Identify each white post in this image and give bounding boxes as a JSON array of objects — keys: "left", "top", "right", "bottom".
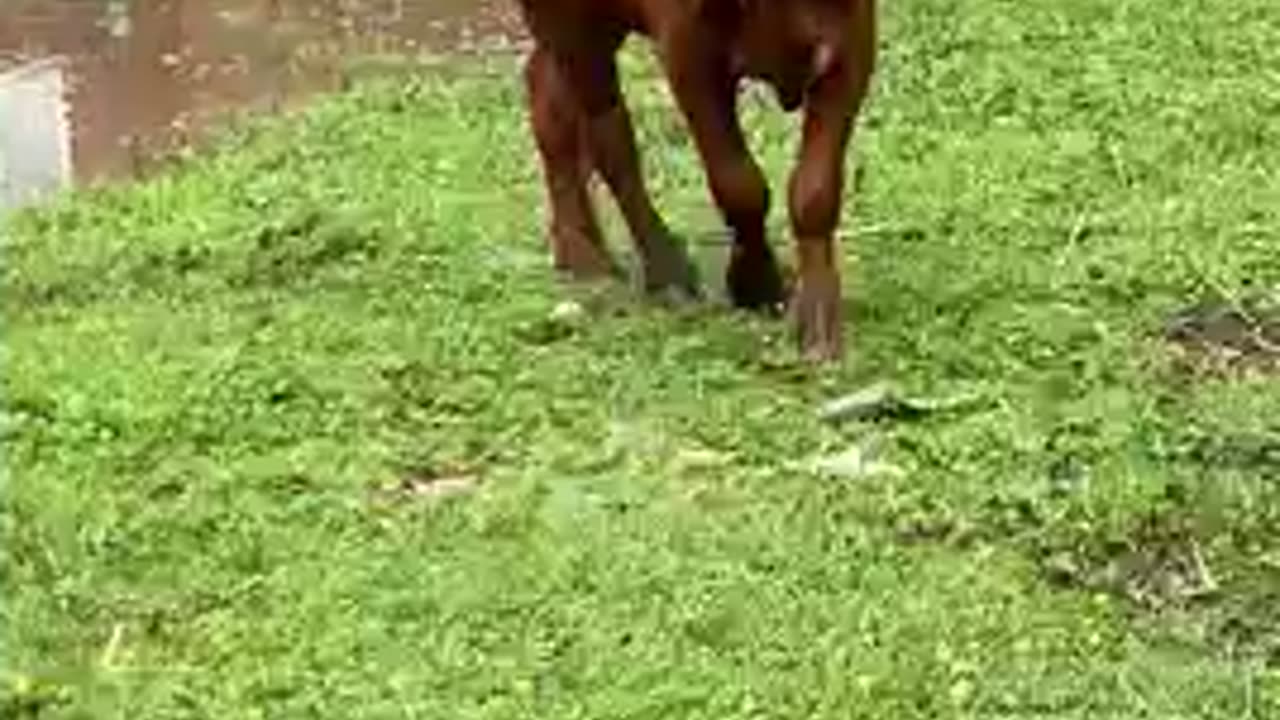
[{"left": 0, "top": 56, "right": 73, "bottom": 212}]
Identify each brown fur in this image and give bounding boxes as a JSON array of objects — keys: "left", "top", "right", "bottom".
[{"left": 517, "top": 0, "right": 876, "bottom": 360}]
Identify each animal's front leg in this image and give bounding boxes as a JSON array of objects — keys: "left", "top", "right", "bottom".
[
  {"left": 787, "top": 26, "right": 875, "bottom": 361},
  {"left": 787, "top": 93, "right": 851, "bottom": 362},
  {"left": 662, "top": 44, "right": 786, "bottom": 312}
]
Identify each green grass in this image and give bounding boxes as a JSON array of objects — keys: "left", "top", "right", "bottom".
[{"left": 4, "top": 0, "right": 1279, "bottom": 717}]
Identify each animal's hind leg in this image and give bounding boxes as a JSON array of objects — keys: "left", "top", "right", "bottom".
[
  {"left": 525, "top": 45, "right": 619, "bottom": 279},
  {"left": 563, "top": 48, "right": 701, "bottom": 299}
]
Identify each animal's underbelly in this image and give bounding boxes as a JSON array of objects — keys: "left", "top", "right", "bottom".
[{"left": 516, "top": 0, "right": 646, "bottom": 46}]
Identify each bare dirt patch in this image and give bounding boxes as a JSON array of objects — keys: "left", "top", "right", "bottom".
[{"left": 1164, "top": 291, "right": 1280, "bottom": 375}]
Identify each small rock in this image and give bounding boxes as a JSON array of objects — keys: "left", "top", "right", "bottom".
[
  {"left": 515, "top": 301, "right": 587, "bottom": 345},
  {"left": 549, "top": 300, "right": 586, "bottom": 324}
]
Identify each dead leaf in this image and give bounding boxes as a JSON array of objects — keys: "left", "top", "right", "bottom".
[{"left": 810, "top": 441, "right": 905, "bottom": 480}]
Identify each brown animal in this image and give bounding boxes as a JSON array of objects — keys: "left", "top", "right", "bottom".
[{"left": 517, "top": 0, "right": 876, "bottom": 361}]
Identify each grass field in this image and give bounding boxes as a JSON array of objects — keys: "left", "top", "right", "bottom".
[{"left": 3, "top": 0, "right": 1279, "bottom": 717}]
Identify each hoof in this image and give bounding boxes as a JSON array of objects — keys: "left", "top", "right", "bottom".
[
  {"left": 641, "top": 234, "right": 703, "bottom": 301},
  {"left": 726, "top": 245, "right": 787, "bottom": 314},
  {"left": 551, "top": 227, "right": 622, "bottom": 282},
  {"left": 790, "top": 266, "right": 845, "bottom": 362}
]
